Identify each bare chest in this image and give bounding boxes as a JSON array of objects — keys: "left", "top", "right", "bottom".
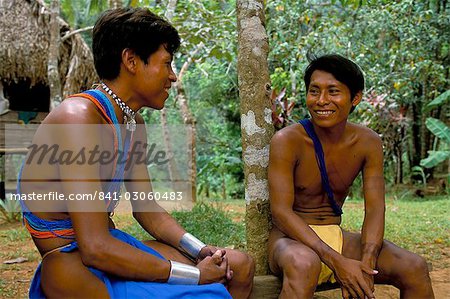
[{"left": 293, "top": 144, "right": 363, "bottom": 199}]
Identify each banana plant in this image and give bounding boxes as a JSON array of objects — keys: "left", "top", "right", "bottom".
[
  {"left": 420, "top": 90, "right": 450, "bottom": 170},
  {"left": 420, "top": 117, "right": 450, "bottom": 168}
]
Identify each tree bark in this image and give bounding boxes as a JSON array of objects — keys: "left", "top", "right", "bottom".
[
  {"left": 48, "top": 0, "right": 62, "bottom": 111},
  {"left": 411, "top": 84, "right": 423, "bottom": 168},
  {"left": 237, "top": 0, "right": 274, "bottom": 275},
  {"left": 160, "top": 108, "right": 179, "bottom": 191},
  {"left": 176, "top": 61, "right": 198, "bottom": 203},
  {"left": 420, "top": 80, "right": 428, "bottom": 160}
]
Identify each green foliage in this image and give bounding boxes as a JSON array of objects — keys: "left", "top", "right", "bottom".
[
  {"left": 171, "top": 0, "right": 236, "bottom": 62},
  {"left": 420, "top": 151, "right": 450, "bottom": 169},
  {"left": 342, "top": 197, "right": 450, "bottom": 252},
  {"left": 171, "top": 202, "right": 245, "bottom": 248},
  {"left": 420, "top": 117, "right": 450, "bottom": 169},
  {"left": 120, "top": 202, "right": 246, "bottom": 249},
  {"left": 0, "top": 199, "right": 22, "bottom": 223},
  {"left": 183, "top": 61, "right": 243, "bottom": 199},
  {"left": 353, "top": 91, "right": 410, "bottom": 184},
  {"left": 0, "top": 226, "right": 29, "bottom": 242},
  {"left": 61, "top": 0, "right": 105, "bottom": 27},
  {"left": 426, "top": 89, "right": 450, "bottom": 111},
  {"left": 421, "top": 89, "right": 450, "bottom": 171},
  {"left": 411, "top": 166, "right": 427, "bottom": 187},
  {"left": 425, "top": 117, "right": 450, "bottom": 144},
  {"left": 59, "top": 0, "right": 108, "bottom": 45}
]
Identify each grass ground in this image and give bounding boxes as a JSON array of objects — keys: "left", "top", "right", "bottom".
[{"left": 0, "top": 195, "right": 448, "bottom": 297}]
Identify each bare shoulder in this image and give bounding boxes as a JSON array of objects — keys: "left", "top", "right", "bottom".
[
  {"left": 348, "top": 122, "right": 382, "bottom": 145},
  {"left": 271, "top": 123, "right": 306, "bottom": 147},
  {"left": 270, "top": 123, "right": 308, "bottom": 164},
  {"left": 43, "top": 96, "right": 105, "bottom": 125}
]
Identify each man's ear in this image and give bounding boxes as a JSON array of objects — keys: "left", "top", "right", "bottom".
[
  {"left": 352, "top": 91, "right": 363, "bottom": 107},
  {"left": 121, "top": 48, "right": 137, "bottom": 74}
]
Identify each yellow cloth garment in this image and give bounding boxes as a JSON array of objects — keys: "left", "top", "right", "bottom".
[{"left": 309, "top": 224, "right": 343, "bottom": 285}]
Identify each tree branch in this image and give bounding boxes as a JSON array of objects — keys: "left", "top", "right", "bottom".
[
  {"left": 178, "top": 42, "right": 205, "bottom": 82},
  {"left": 61, "top": 26, "right": 94, "bottom": 42}
]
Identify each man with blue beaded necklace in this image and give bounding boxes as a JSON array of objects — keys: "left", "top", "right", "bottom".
[{"left": 20, "top": 7, "right": 254, "bottom": 298}]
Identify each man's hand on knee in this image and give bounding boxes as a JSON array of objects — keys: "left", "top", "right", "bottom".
[
  {"left": 334, "top": 258, "right": 378, "bottom": 298},
  {"left": 197, "top": 245, "right": 221, "bottom": 261}
]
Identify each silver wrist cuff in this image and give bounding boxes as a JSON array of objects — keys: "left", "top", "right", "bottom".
[
  {"left": 179, "top": 233, "right": 206, "bottom": 260},
  {"left": 167, "top": 260, "right": 200, "bottom": 285}
]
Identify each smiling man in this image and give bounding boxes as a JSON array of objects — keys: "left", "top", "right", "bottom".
[
  {"left": 268, "top": 54, "right": 434, "bottom": 299},
  {"left": 18, "top": 8, "right": 254, "bottom": 298}
]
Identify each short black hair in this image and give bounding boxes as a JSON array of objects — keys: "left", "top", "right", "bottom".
[
  {"left": 93, "top": 8, "right": 180, "bottom": 80},
  {"left": 304, "top": 54, "right": 364, "bottom": 113}
]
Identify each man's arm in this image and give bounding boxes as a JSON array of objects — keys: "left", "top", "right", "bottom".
[
  {"left": 124, "top": 117, "right": 229, "bottom": 277},
  {"left": 360, "top": 132, "right": 386, "bottom": 278},
  {"left": 125, "top": 160, "right": 186, "bottom": 248},
  {"left": 124, "top": 117, "right": 231, "bottom": 282},
  {"left": 54, "top": 105, "right": 225, "bottom": 284},
  {"left": 124, "top": 115, "right": 192, "bottom": 248}
]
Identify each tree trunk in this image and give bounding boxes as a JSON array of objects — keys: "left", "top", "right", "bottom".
[
  {"left": 237, "top": 0, "right": 274, "bottom": 275},
  {"left": 396, "top": 145, "right": 403, "bottom": 184},
  {"left": 411, "top": 91, "right": 422, "bottom": 168},
  {"left": 176, "top": 78, "right": 197, "bottom": 203},
  {"left": 160, "top": 109, "right": 179, "bottom": 191},
  {"left": 420, "top": 81, "right": 428, "bottom": 160},
  {"left": 48, "top": 0, "right": 62, "bottom": 111},
  {"left": 399, "top": 125, "right": 405, "bottom": 184}
]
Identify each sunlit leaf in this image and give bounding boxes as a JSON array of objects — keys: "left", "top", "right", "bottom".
[
  {"left": 426, "top": 118, "right": 450, "bottom": 144},
  {"left": 420, "top": 151, "right": 450, "bottom": 168},
  {"left": 426, "top": 90, "right": 450, "bottom": 110}
]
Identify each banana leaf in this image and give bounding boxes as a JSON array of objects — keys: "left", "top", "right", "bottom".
[
  {"left": 426, "top": 90, "right": 450, "bottom": 111},
  {"left": 420, "top": 150, "right": 450, "bottom": 168},
  {"left": 426, "top": 118, "right": 450, "bottom": 144}
]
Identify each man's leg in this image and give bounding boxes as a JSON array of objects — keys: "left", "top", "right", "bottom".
[
  {"left": 342, "top": 231, "right": 435, "bottom": 299},
  {"left": 222, "top": 248, "right": 255, "bottom": 299},
  {"left": 268, "top": 232, "right": 322, "bottom": 299},
  {"left": 41, "top": 250, "right": 109, "bottom": 298},
  {"left": 144, "top": 240, "right": 255, "bottom": 299}
]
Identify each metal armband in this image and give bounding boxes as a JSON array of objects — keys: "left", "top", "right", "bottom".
[
  {"left": 179, "top": 233, "right": 207, "bottom": 260},
  {"left": 167, "top": 260, "right": 200, "bottom": 285}
]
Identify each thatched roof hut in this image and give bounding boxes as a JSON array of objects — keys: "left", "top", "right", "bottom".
[{"left": 0, "top": 0, "right": 98, "bottom": 112}]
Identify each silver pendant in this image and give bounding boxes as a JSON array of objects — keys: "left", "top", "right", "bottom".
[{"left": 124, "top": 115, "right": 136, "bottom": 131}]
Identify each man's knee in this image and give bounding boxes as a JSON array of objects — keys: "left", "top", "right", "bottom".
[
  {"left": 383, "top": 250, "right": 430, "bottom": 285},
  {"left": 277, "top": 250, "right": 321, "bottom": 297},
  {"left": 230, "top": 250, "right": 255, "bottom": 282},
  {"left": 401, "top": 254, "right": 430, "bottom": 279},
  {"left": 281, "top": 249, "right": 321, "bottom": 278},
  {"left": 41, "top": 254, "right": 108, "bottom": 298}
]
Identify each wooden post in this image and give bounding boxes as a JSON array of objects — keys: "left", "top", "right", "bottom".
[{"left": 237, "top": 0, "right": 274, "bottom": 275}]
